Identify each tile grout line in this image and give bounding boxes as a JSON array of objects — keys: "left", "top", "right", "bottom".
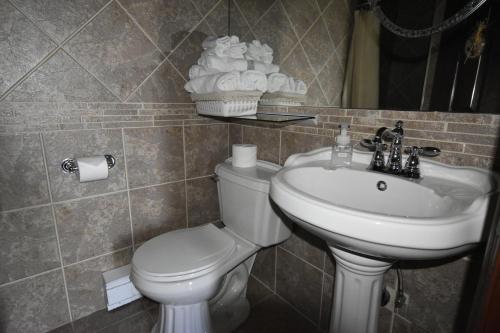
[
  {"left": 188, "top": 0, "right": 220, "bottom": 36},
  {"left": 114, "top": 0, "right": 167, "bottom": 58},
  {"left": 0, "top": 267, "right": 62, "bottom": 289},
  {"left": 0, "top": 202, "right": 53, "bottom": 215},
  {"left": 318, "top": 270, "right": 326, "bottom": 326},
  {"left": 252, "top": 0, "right": 280, "bottom": 30},
  {"left": 182, "top": 125, "right": 190, "bottom": 228},
  {"left": 274, "top": 246, "right": 278, "bottom": 292},
  {"left": 122, "top": 0, "right": 226, "bottom": 97},
  {"left": 278, "top": 0, "right": 324, "bottom": 66},
  {"left": 250, "top": 274, "right": 277, "bottom": 297},
  {"left": 274, "top": 292, "right": 323, "bottom": 331},
  {"left": 39, "top": 133, "right": 73, "bottom": 322},
  {"left": 124, "top": 56, "right": 184, "bottom": 102},
  {"left": 61, "top": 48, "right": 124, "bottom": 103},
  {"left": 63, "top": 246, "right": 132, "bottom": 268},
  {"left": 0, "top": 175, "right": 220, "bottom": 215},
  {"left": 278, "top": 246, "right": 325, "bottom": 273},
  {"left": 115, "top": 0, "right": 194, "bottom": 100},
  {"left": 48, "top": 188, "right": 129, "bottom": 206},
  {"left": 0, "top": 0, "right": 116, "bottom": 102},
  {"left": 121, "top": 128, "right": 135, "bottom": 251},
  {"left": 231, "top": 0, "right": 258, "bottom": 38}
]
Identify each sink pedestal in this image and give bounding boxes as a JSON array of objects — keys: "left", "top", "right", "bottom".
[{"left": 330, "top": 247, "right": 393, "bottom": 333}]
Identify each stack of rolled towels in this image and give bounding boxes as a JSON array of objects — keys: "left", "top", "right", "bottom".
[{"left": 184, "top": 36, "right": 307, "bottom": 97}]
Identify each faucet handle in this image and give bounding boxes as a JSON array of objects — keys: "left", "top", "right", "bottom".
[
  {"left": 402, "top": 146, "right": 441, "bottom": 179},
  {"left": 403, "top": 146, "right": 421, "bottom": 179},
  {"left": 369, "top": 142, "right": 386, "bottom": 171}
]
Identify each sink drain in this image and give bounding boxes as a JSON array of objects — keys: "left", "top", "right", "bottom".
[{"left": 377, "top": 181, "right": 387, "bottom": 191}]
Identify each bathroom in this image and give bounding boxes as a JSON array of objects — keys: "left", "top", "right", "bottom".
[{"left": 1, "top": 0, "right": 499, "bottom": 332}]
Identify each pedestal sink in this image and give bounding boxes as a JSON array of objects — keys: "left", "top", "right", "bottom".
[{"left": 270, "top": 148, "right": 497, "bottom": 333}]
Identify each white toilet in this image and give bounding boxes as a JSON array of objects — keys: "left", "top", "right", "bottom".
[{"left": 131, "top": 159, "right": 291, "bottom": 333}]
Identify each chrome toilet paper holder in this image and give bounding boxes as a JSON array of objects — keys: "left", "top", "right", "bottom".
[{"left": 61, "top": 155, "right": 116, "bottom": 174}]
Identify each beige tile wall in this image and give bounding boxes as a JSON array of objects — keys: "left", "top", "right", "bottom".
[
  {"left": 0, "top": 0, "right": 229, "bottom": 329},
  {"left": 0, "top": 104, "right": 229, "bottom": 332}
]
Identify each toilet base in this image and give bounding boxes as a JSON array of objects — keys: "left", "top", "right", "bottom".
[
  {"left": 153, "top": 302, "right": 211, "bottom": 333},
  {"left": 150, "top": 254, "right": 257, "bottom": 333}
]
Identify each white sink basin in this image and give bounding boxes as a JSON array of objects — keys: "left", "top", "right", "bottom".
[
  {"left": 270, "top": 147, "right": 497, "bottom": 333},
  {"left": 271, "top": 147, "right": 496, "bottom": 260}
]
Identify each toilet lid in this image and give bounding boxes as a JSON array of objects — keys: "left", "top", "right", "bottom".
[{"left": 132, "top": 224, "right": 236, "bottom": 278}]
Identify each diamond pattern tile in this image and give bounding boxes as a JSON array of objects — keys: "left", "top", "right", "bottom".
[
  {"left": 280, "top": 44, "right": 315, "bottom": 86},
  {"left": 127, "top": 60, "right": 190, "bottom": 103},
  {"left": 252, "top": 1, "right": 298, "bottom": 63},
  {"left": 119, "top": 0, "right": 204, "bottom": 54},
  {"left": 301, "top": 17, "right": 335, "bottom": 75},
  {"left": 0, "top": 1, "right": 56, "bottom": 96},
  {"left": 281, "top": 0, "right": 321, "bottom": 39},
  {"left": 323, "top": 0, "right": 351, "bottom": 47},
  {"left": 169, "top": 23, "right": 212, "bottom": 80},
  {"left": 11, "top": 0, "right": 109, "bottom": 43},
  {"left": 64, "top": 1, "right": 164, "bottom": 100},
  {"left": 306, "top": 79, "right": 328, "bottom": 106},
  {"left": 317, "top": 53, "right": 344, "bottom": 105},
  {"left": 235, "top": 0, "right": 276, "bottom": 25},
  {"left": 6, "top": 50, "right": 117, "bottom": 102},
  {"left": 229, "top": 0, "right": 253, "bottom": 37},
  {"left": 204, "top": 0, "right": 229, "bottom": 36}
]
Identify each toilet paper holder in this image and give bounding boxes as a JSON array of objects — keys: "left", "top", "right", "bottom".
[{"left": 61, "top": 155, "right": 116, "bottom": 174}]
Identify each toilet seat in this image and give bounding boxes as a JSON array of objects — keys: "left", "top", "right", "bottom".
[{"left": 133, "top": 224, "right": 236, "bottom": 282}]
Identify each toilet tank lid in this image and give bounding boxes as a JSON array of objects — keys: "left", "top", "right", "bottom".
[{"left": 215, "top": 159, "right": 281, "bottom": 193}]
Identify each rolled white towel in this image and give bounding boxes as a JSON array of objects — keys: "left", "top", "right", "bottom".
[
  {"left": 198, "top": 55, "right": 248, "bottom": 72},
  {"left": 202, "top": 37, "right": 230, "bottom": 58},
  {"left": 279, "top": 77, "right": 293, "bottom": 93},
  {"left": 201, "top": 43, "right": 247, "bottom": 59},
  {"left": 188, "top": 65, "right": 219, "bottom": 79},
  {"left": 230, "top": 35, "right": 240, "bottom": 44},
  {"left": 248, "top": 60, "right": 279, "bottom": 74},
  {"left": 295, "top": 79, "right": 307, "bottom": 94},
  {"left": 245, "top": 40, "right": 274, "bottom": 64},
  {"left": 215, "top": 71, "right": 241, "bottom": 92},
  {"left": 202, "top": 36, "right": 231, "bottom": 50},
  {"left": 185, "top": 72, "right": 241, "bottom": 94},
  {"left": 267, "top": 73, "right": 289, "bottom": 93},
  {"left": 240, "top": 70, "right": 267, "bottom": 92},
  {"left": 227, "top": 42, "right": 247, "bottom": 59}
]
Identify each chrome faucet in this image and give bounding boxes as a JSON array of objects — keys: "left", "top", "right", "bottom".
[
  {"left": 361, "top": 120, "right": 441, "bottom": 179},
  {"left": 385, "top": 120, "right": 404, "bottom": 174}
]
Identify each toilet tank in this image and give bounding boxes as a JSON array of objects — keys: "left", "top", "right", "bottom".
[{"left": 215, "top": 160, "right": 291, "bottom": 247}]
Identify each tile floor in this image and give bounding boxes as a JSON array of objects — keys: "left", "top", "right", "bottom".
[{"left": 49, "top": 294, "right": 322, "bottom": 333}]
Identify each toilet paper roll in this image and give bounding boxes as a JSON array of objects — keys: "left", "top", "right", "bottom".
[
  {"left": 76, "top": 156, "right": 109, "bottom": 182},
  {"left": 232, "top": 144, "right": 257, "bottom": 168}
]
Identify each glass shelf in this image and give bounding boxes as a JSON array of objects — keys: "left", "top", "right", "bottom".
[{"left": 229, "top": 112, "right": 316, "bottom": 123}]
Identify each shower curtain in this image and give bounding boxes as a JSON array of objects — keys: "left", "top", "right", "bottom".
[{"left": 342, "top": 10, "right": 380, "bottom": 109}]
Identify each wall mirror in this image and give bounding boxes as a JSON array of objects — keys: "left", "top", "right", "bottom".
[
  {"left": 226, "top": 0, "right": 499, "bottom": 113},
  {"left": 368, "top": 0, "right": 499, "bottom": 113}
]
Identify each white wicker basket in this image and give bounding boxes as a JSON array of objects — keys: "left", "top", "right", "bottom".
[
  {"left": 190, "top": 91, "right": 263, "bottom": 117},
  {"left": 259, "top": 92, "right": 306, "bottom": 106}
]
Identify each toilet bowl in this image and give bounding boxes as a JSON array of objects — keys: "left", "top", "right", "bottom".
[{"left": 131, "top": 160, "right": 291, "bottom": 333}]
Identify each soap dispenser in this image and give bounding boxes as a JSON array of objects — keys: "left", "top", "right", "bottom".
[{"left": 330, "top": 123, "right": 352, "bottom": 168}]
